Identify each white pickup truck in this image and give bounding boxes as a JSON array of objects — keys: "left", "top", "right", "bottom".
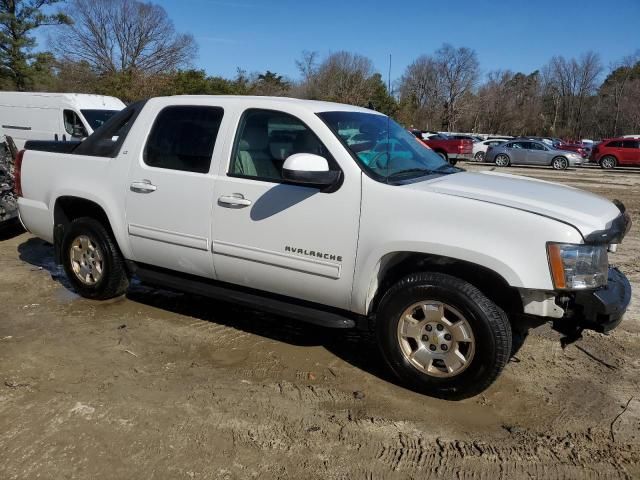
[{"left": 15, "top": 96, "right": 632, "bottom": 399}]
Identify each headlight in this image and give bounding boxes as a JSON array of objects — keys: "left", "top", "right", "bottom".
[{"left": 547, "top": 243, "right": 608, "bottom": 290}]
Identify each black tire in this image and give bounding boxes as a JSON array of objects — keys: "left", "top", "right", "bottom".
[
  {"left": 474, "top": 151, "right": 485, "bottom": 162},
  {"left": 376, "top": 272, "right": 512, "bottom": 400},
  {"left": 600, "top": 155, "right": 617, "bottom": 169},
  {"left": 436, "top": 151, "right": 448, "bottom": 163},
  {"left": 494, "top": 154, "right": 510, "bottom": 167},
  {"left": 551, "top": 156, "right": 568, "bottom": 170},
  {"left": 61, "top": 217, "right": 129, "bottom": 300}
]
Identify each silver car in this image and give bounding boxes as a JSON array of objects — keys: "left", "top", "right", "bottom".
[{"left": 485, "top": 140, "right": 583, "bottom": 170}]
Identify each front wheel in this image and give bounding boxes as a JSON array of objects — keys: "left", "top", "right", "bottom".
[
  {"left": 552, "top": 156, "right": 568, "bottom": 170},
  {"left": 474, "top": 151, "right": 485, "bottom": 162},
  {"left": 61, "top": 217, "right": 129, "bottom": 300},
  {"left": 376, "top": 272, "right": 512, "bottom": 399}
]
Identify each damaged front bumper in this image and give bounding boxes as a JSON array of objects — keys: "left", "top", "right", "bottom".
[
  {"left": 570, "top": 267, "right": 631, "bottom": 333},
  {"left": 521, "top": 267, "right": 632, "bottom": 335}
]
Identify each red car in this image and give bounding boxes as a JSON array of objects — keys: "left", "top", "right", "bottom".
[
  {"left": 409, "top": 130, "right": 473, "bottom": 165},
  {"left": 591, "top": 138, "right": 640, "bottom": 169},
  {"left": 556, "top": 142, "right": 589, "bottom": 158}
]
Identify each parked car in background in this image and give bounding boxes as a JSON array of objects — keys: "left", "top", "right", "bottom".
[
  {"left": 0, "top": 92, "right": 125, "bottom": 149},
  {"left": 555, "top": 141, "right": 590, "bottom": 159},
  {"left": 516, "top": 136, "right": 590, "bottom": 159},
  {"left": 485, "top": 140, "right": 583, "bottom": 169},
  {"left": 472, "top": 139, "right": 507, "bottom": 162},
  {"left": 409, "top": 130, "right": 473, "bottom": 165},
  {"left": 591, "top": 138, "right": 640, "bottom": 169},
  {"left": 448, "top": 134, "right": 482, "bottom": 142}
]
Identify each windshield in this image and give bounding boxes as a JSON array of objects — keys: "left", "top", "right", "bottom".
[
  {"left": 81, "top": 109, "right": 121, "bottom": 131},
  {"left": 318, "top": 111, "right": 458, "bottom": 182}
]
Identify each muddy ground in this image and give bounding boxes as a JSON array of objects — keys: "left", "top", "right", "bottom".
[{"left": 1, "top": 163, "right": 639, "bottom": 479}]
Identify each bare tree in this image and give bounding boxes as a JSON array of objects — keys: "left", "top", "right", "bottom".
[
  {"left": 542, "top": 52, "right": 602, "bottom": 137},
  {"left": 52, "top": 0, "right": 196, "bottom": 75},
  {"left": 434, "top": 44, "right": 479, "bottom": 130},
  {"left": 309, "top": 51, "right": 375, "bottom": 105},
  {"left": 397, "top": 44, "right": 478, "bottom": 131},
  {"left": 397, "top": 55, "right": 441, "bottom": 129},
  {"left": 599, "top": 51, "right": 640, "bottom": 136}
]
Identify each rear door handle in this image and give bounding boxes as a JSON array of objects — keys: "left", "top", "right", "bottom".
[
  {"left": 130, "top": 180, "right": 157, "bottom": 194},
  {"left": 218, "top": 194, "right": 252, "bottom": 208}
]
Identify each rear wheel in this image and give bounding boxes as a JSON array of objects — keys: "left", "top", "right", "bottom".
[
  {"left": 474, "top": 151, "right": 485, "bottom": 162},
  {"left": 376, "top": 272, "right": 512, "bottom": 399},
  {"left": 495, "top": 154, "right": 510, "bottom": 167},
  {"left": 436, "top": 151, "right": 448, "bottom": 163},
  {"left": 600, "top": 155, "right": 617, "bottom": 169},
  {"left": 61, "top": 217, "right": 129, "bottom": 300},
  {"left": 551, "top": 156, "right": 568, "bottom": 170}
]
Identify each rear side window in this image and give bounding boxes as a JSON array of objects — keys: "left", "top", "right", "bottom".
[
  {"left": 606, "top": 140, "right": 623, "bottom": 148},
  {"left": 144, "top": 106, "right": 224, "bottom": 174},
  {"left": 622, "top": 140, "right": 640, "bottom": 149}
]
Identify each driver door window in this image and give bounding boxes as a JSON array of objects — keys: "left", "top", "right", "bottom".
[
  {"left": 63, "top": 110, "right": 88, "bottom": 138},
  {"left": 229, "top": 109, "right": 331, "bottom": 182}
]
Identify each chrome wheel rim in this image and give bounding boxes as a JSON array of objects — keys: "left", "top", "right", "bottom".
[
  {"left": 475, "top": 152, "right": 485, "bottom": 162},
  {"left": 69, "top": 235, "right": 104, "bottom": 285},
  {"left": 602, "top": 157, "right": 614, "bottom": 168},
  {"left": 553, "top": 158, "right": 567, "bottom": 169},
  {"left": 496, "top": 155, "right": 508, "bottom": 166},
  {"left": 397, "top": 301, "right": 476, "bottom": 378}
]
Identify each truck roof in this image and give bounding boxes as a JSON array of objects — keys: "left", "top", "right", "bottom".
[
  {"left": 0, "top": 92, "right": 125, "bottom": 110},
  {"left": 151, "top": 95, "right": 384, "bottom": 115}
]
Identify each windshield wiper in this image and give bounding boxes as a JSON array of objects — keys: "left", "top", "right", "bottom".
[
  {"left": 433, "top": 164, "right": 464, "bottom": 173},
  {"left": 386, "top": 168, "right": 432, "bottom": 179}
]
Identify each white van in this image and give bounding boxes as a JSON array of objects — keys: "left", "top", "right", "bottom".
[{"left": 0, "top": 92, "right": 125, "bottom": 149}]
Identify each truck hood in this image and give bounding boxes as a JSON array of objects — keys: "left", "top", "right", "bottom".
[{"left": 414, "top": 171, "right": 621, "bottom": 237}]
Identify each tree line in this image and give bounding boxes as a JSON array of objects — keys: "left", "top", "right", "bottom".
[{"left": 1, "top": 0, "right": 638, "bottom": 140}]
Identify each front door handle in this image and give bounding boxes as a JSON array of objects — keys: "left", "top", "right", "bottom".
[
  {"left": 218, "top": 193, "right": 252, "bottom": 208},
  {"left": 130, "top": 180, "right": 157, "bottom": 194}
]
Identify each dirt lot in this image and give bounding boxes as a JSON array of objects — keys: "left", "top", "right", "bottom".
[{"left": 1, "top": 163, "right": 639, "bottom": 479}]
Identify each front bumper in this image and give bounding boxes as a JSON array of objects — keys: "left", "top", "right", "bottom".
[{"left": 571, "top": 267, "right": 631, "bottom": 333}]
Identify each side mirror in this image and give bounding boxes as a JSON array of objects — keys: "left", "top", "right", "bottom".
[{"left": 282, "top": 153, "right": 340, "bottom": 188}]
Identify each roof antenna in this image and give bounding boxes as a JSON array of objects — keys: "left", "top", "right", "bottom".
[{"left": 386, "top": 53, "right": 391, "bottom": 184}]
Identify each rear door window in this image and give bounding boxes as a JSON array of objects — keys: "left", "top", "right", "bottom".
[
  {"left": 143, "top": 106, "right": 224, "bottom": 174},
  {"left": 622, "top": 140, "right": 640, "bottom": 149}
]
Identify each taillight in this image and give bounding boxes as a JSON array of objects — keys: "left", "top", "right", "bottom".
[{"left": 14, "top": 149, "right": 25, "bottom": 197}]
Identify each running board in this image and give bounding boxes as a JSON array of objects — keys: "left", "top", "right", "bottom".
[{"left": 131, "top": 263, "right": 357, "bottom": 329}]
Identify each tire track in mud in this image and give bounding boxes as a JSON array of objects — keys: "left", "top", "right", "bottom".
[
  {"left": 371, "top": 429, "right": 636, "bottom": 479},
  {"left": 206, "top": 376, "right": 639, "bottom": 479}
]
